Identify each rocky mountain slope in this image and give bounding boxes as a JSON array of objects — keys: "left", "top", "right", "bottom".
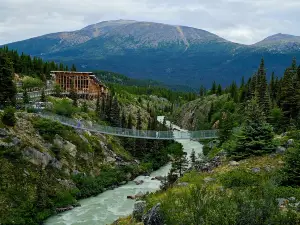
[{"left": 4, "top": 20, "right": 300, "bottom": 88}]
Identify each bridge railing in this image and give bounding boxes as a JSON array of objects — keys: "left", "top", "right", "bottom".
[{"left": 39, "top": 112, "right": 218, "bottom": 140}]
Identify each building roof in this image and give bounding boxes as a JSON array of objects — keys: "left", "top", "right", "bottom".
[{"left": 51, "top": 71, "right": 107, "bottom": 88}]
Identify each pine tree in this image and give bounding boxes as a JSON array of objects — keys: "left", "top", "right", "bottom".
[
  {"left": 137, "top": 110, "right": 142, "bottom": 130},
  {"left": 211, "top": 81, "right": 217, "bottom": 94},
  {"left": 127, "top": 114, "right": 133, "bottom": 129},
  {"left": 110, "top": 96, "right": 120, "bottom": 127},
  {"left": 23, "top": 90, "right": 30, "bottom": 104},
  {"left": 40, "top": 89, "right": 46, "bottom": 102},
  {"left": 81, "top": 101, "right": 88, "bottom": 113},
  {"left": 105, "top": 93, "right": 112, "bottom": 121},
  {"left": 199, "top": 85, "right": 206, "bottom": 97},
  {"left": 230, "top": 99, "right": 275, "bottom": 159},
  {"left": 216, "top": 84, "right": 222, "bottom": 96},
  {"left": 121, "top": 111, "right": 127, "bottom": 128},
  {"left": 69, "top": 80, "right": 78, "bottom": 107},
  {"left": 190, "top": 149, "right": 196, "bottom": 168},
  {"left": 229, "top": 81, "right": 238, "bottom": 102},
  {"left": 256, "top": 58, "right": 270, "bottom": 115},
  {"left": 71, "top": 64, "right": 77, "bottom": 71},
  {"left": 280, "top": 59, "right": 298, "bottom": 126},
  {"left": 0, "top": 52, "right": 16, "bottom": 107},
  {"left": 219, "top": 112, "right": 234, "bottom": 144},
  {"left": 172, "top": 153, "right": 189, "bottom": 177},
  {"left": 95, "top": 95, "right": 101, "bottom": 118}
]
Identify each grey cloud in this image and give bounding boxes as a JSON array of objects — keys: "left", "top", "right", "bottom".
[{"left": 0, "top": 0, "right": 300, "bottom": 45}]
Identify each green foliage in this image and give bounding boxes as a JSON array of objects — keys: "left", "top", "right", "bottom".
[
  {"left": 229, "top": 99, "right": 275, "bottom": 159},
  {"left": 81, "top": 101, "right": 88, "bottom": 113},
  {"left": 40, "top": 88, "right": 46, "bottom": 102},
  {"left": 0, "top": 50, "right": 16, "bottom": 107},
  {"left": 282, "top": 146, "right": 300, "bottom": 186},
  {"left": 22, "top": 76, "right": 44, "bottom": 90},
  {"left": 33, "top": 118, "right": 68, "bottom": 141},
  {"left": 52, "top": 99, "right": 78, "bottom": 117},
  {"left": 72, "top": 166, "right": 128, "bottom": 198},
  {"left": 2, "top": 106, "right": 16, "bottom": 126},
  {"left": 219, "top": 169, "right": 264, "bottom": 189}
]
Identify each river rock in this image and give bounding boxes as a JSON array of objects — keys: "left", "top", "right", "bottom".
[
  {"left": 229, "top": 161, "right": 239, "bottom": 166},
  {"left": 276, "top": 146, "right": 286, "bottom": 155},
  {"left": 134, "top": 180, "right": 144, "bottom": 185},
  {"left": 133, "top": 201, "right": 147, "bottom": 222},
  {"left": 142, "top": 203, "right": 164, "bottom": 225},
  {"left": 154, "top": 176, "right": 165, "bottom": 181}
]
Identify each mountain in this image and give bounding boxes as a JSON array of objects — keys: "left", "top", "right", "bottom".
[
  {"left": 4, "top": 20, "right": 300, "bottom": 88},
  {"left": 254, "top": 33, "right": 300, "bottom": 53}
]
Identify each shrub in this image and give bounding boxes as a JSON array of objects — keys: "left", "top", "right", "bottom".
[
  {"left": 282, "top": 147, "right": 300, "bottom": 186},
  {"left": 33, "top": 118, "right": 67, "bottom": 141},
  {"left": 2, "top": 106, "right": 16, "bottom": 126},
  {"left": 53, "top": 99, "right": 78, "bottom": 117}
]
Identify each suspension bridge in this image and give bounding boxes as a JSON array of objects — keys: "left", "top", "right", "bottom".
[{"left": 39, "top": 112, "right": 219, "bottom": 140}]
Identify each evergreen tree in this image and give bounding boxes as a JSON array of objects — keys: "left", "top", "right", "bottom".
[
  {"left": 229, "top": 81, "right": 238, "bottom": 102},
  {"left": 2, "top": 106, "right": 16, "bottom": 126},
  {"left": 219, "top": 112, "right": 234, "bottom": 144},
  {"left": 69, "top": 80, "right": 78, "bottom": 107},
  {"left": 199, "top": 85, "right": 206, "bottom": 97},
  {"left": 40, "top": 89, "right": 46, "bottom": 102},
  {"left": 137, "top": 110, "right": 142, "bottom": 130},
  {"left": 216, "top": 84, "right": 222, "bottom": 96},
  {"left": 0, "top": 52, "right": 16, "bottom": 107},
  {"left": 110, "top": 96, "right": 120, "bottom": 127},
  {"left": 23, "top": 90, "right": 30, "bottom": 104},
  {"left": 105, "top": 93, "right": 112, "bottom": 121},
  {"left": 282, "top": 147, "right": 300, "bottom": 186},
  {"left": 172, "top": 153, "right": 189, "bottom": 177},
  {"left": 257, "top": 58, "right": 270, "bottom": 115},
  {"left": 71, "top": 64, "right": 77, "bottom": 71},
  {"left": 121, "top": 111, "right": 127, "bottom": 128},
  {"left": 280, "top": 61, "right": 298, "bottom": 127},
  {"left": 230, "top": 99, "right": 275, "bottom": 159},
  {"left": 81, "top": 101, "right": 88, "bottom": 113},
  {"left": 190, "top": 149, "right": 196, "bottom": 168},
  {"left": 211, "top": 81, "right": 217, "bottom": 94},
  {"left": 95, "top": 95, "right": 101, "bottom": 118},
  {"left": 127, "top": 114, "right": 133, "bottom": 129}
]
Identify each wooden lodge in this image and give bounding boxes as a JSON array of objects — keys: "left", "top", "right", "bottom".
[{"left": 50, "top": 71, "right": 108, "bottom": 99}]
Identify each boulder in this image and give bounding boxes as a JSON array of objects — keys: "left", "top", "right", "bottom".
[
  {"left": 229, "top": 161, "right": 239, "bottom": 166},
  {"left": 50, "top": 158, "right": 63, "bottom": 170},
  {"left": 204, "top": 177, "right": 216, "bottom": 183},
  {"left": 135, "top": 192, "right": 145, "bottom": 198},
  {"left": 264, "top": 166, "right": 272, "bottom": 172},
  {"left": 176, "top": 182, "right": 189, "bottom": 187},
  {"left": 106, "top": 156, "right": 116, "bottom": 163},
  {"left": 276, "top": 146, "right": 287, "bottom": 155},
  {"left": 154, "top": 176, "right": 165, "bottom": 181},
  {"left": 127, "top": 195, "right": 136, "bottom": 200},
  {"left": 120, "top": 181, "right": 127, "bottom": 185},
  {"left": 0, "top": 128, "right": 9, "bottom": 138},
  {"left": 23, "top": 147, "right": 53, "bottom": 167},
  {"left": 126, "top": 173, "right": 132, "bottom": 180},
  {"left": 289, "top": 197, "right": 296, "bottom": 202},
  {"left": 251, "top": 168, "right": 261, "bottom": 173},
  {"left": 287, "top": 139, "right": 295, "bottom": 147},
  {"left": 142, "top": 203, "right": 164, "bottom": 225},
  {"left": 133, "top": 201, "right": 147, "bottom": 222},
  {"left": 134, "top": 180, "right": 144, "bottom": 185},
  {"left": 79, "top": 134, "right": 89, "bottom": 144},
  {"left": 64, "top": 141, "right": 77, "bottom": 158},
  {"left": 277, "top": 198, "right": 288, "bottom": 207}
]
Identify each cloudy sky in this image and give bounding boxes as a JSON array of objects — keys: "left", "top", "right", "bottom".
[{"left": 1, "top": 0, "right": 300, "bottom": 45}]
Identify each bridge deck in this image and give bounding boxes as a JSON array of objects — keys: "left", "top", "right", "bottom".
[{"left": 39, "top": 113, "right": 218, "bottom": 140}]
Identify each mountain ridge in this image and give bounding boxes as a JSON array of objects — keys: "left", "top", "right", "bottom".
[{"left": 3, "top": 20, "right": 300, "bottom": 88}]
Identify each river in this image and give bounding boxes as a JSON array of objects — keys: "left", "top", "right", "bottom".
[{"left": 45, "top": 116, "right": 203, "bottom": 225}]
